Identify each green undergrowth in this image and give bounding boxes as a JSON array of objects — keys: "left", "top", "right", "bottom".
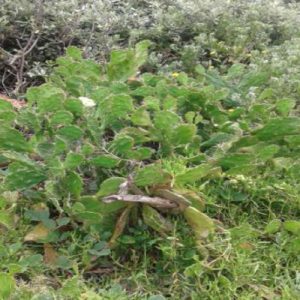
[{"left": 0, "top": 39, "right": 299, "bottom": 299}]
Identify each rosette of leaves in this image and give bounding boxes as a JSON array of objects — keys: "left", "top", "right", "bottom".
[{"left": 0, "top": 41, "right": 299, "bottom": 259}]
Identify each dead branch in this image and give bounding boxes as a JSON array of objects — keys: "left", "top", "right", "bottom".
[
  {"left": 102, "top": 194, "right": 178, "bottom": 209},
  {"left": 12, "top": 32, "right": 40, "bottom": 95}
]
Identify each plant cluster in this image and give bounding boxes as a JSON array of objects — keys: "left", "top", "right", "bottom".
[{"left": 0, "top": 40, "right": 299, "bottom": 299}]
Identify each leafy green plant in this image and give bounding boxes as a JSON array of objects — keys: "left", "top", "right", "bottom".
[{"left": 0, "top": 40, "right": 299, "bottom": 276}]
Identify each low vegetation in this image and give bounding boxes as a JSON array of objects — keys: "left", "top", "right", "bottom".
[{"left": 0, "top": 1, "right": 299, "bottom": 299}]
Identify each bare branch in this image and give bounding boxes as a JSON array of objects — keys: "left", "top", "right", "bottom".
[{"left": 102, "top": 194, "right": 178, "bottom": 209}]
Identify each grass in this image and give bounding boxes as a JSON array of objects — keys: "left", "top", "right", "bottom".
[{"left": 2, "top": 175, "right": 299, "bottom": 299}]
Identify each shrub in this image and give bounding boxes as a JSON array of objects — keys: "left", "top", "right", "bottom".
[{"left": 1, "top": 0, "right": 300, "bottom": 95}]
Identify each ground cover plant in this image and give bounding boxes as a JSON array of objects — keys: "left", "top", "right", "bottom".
[
  {"left": 0, "top": 1, "right": 300, "bottom": 299},
  {"left": 1, "top": 39, "right": 300, "bottom": 299}
]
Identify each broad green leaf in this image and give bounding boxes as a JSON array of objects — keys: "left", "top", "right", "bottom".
[
  {"left": 16, "top": 111, "right": 40, "bottom": 131},
  {"left": 132, "top": 87, "right": 155, "bottom": 98},
  {"left": 64, "top": 98, "right": 83, "bottom": 116},
  {"left": 227, "top": 63, "right": 245, "bottom": 78},
  {"left": 80, "top": 196, "right": 126, "bottom": 214},
  {"left": 131, "top": 108, "right": 152, "bottom": 126},
  {"left": 134, "top": 164, "right": 171, "bottom": 187},
  {"left": 255, "top": 117, "right": 300, "bottom": 141},
  {"left": 201, "top": 133, "right": 232, "bottom": 150},
  {"left": 175, "top": 164, "right": 213, "bottom": 185},
  {"left": 249, "top": 104, "right": 270, "bottom": 121},
  {"left": 107, "top": 49, "right": 135, "bottom": 81},
  {"left": 0, "top": 197, "right": 7, "bottom": 209},
  {"left": 0, "top": 273, "right": 15, "bottom": 299},
  {"left": 0, "top": 211, "right": 15, "bottom": 229},
  {"left": 0, "top": 100, "right": 13, "bottom": 111},
  {"left": 5, "top": 162, "right": 47, "bottom": 190},
  {"left": 142, "top": 205, "right": 173, "bottom": 235},
  {"left": 204, "top": 104, "right": 228, "bottom": 125},
  {"left": 24, "top": 207, "right": 50, "bottom": 222},
  {"left": 134, "top": 40, "right": 152, "bottom": 67},
  {"left": 66, "top": 46, "right": 82, "bottom": 59},
  {"left": 259, "top": 88, "right": 274, "bottom": 100},
  {"left": 127, "top": 147, "right": 154, "bottom": 160},
  {"left": 64, "top": 152, "right": 84, "bottom": 169},
  {"left": 224, "top": 165, "right": 256, "bottom": 175},
  {"left": 110, "top": 82, "right": 130, "bottom": 94},
  {"left": 56, "top": 217, "right": 70, "bottom": 227},
  {"left": 19, "top": 254, "right": 43, "bottom": 268},
  {"left": 109, "top": 135, "right": 134, "bottom": 156},
  {"left": 183, "top": 207, "right": 214, "bottom": 238},
  {"left": 143, "top": 96, "right": 160, "bottom": 111},
  {"left": 90, "top": 155, "right": 120, "bottom": 168},
  {"left": 97, "top": 177, "right": 126, "bottom": 197},
  {"left": 1, "top": 151, "right": 37, "bottom": 166},
  {"left": 229, "top": 136, "right": 259, "bottom": 151},
  {"left": 185, "top": 111, "right": 197, "bottom": 124},
  {"left": 154, "top": 111, "right": 180, "bottom": 137},
  {"left": 238, "top": 71, "right": 269, "bottom": 90},
  {"left": 219, "top": 153, "right": 255, "bottom": 170},
  {"left": 81, "top": 143, "right": 95, "bottom": 156},
  {"left": 0, "top": 127, "right": 31, "bottom": 152},
  {"left": 265, "top": 219, "right": 282, "bottom": 234},
  {"left": 256, "top": 144, "right": 280, "bottom": 161},
  {"left": 107, "top": 40, "right": 151, "bottom": 82},
  {"left": 74, "top": 205, "right": 117, "bottom": 225},
  {"left": 62, "top": 172, "right": 82, "bottom": 198},
  {"left": 171, "top": 124, "right": 197, "bottom": 145},
  {"left": 50, "top": 110, "right": 74, "bottom": 127},
  {"left": 36, "top": 142, "right": 56, "bottom": 158},
  {"left": 162, "top": 96, "right": 177, "bottom": 111},
  {"left": 176, "top": 72, "right": 189, "bottom": 85},
  {"left": 0, "top": 110, "right": 15, "bottom": 125},
  {"left": 195, "top": 64, "right": 206, "bottom": 75},
  {"left": 98, "top": 94, "right": 134, "bottom": 127},
  {"left": 275, "top": 99, "right": 296, "bottom": 116},
  {"left": 120, "top": 127, "right": 151, "bottom": 144},
  {"left": 26, "top": 84, "right": 65, "bottom": 112},
  {"left": 65, "top": 77, "right": 85, "bottom": 97},
  {"left": 174, "top": 188, "right": 205, "bottom": 211},
  {"left": 57, "top": 125, "right": 83, "bottom": 142},
  {"left": 141, "top": 73, "right": 162, "bottom": 86},
  {"left": 286, "top": 238, "right": 300, "bottom": 255},
  {"left": 283, "top": 220, "right": 300, "bottom": 236}
]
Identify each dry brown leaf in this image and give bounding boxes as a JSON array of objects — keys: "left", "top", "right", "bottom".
[
  {"left": 109, "top": 206, "right": 132, "bottom": 247},
  {"left": 44, "top": 243, "right": 58, "bottom": 265},
  {"left": 103, "top": 194, "right": 177, "bottom": 208},
  {"left": 24, "top": 223, "right": 50, "bottom": 242}
]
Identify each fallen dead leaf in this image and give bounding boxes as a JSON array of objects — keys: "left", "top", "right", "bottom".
[
  {"left": 24, "top": 223, "right": 50, "bottom": 242},
  {"left": 44, "top": 243, "right": 58, "bottom": 265}
]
